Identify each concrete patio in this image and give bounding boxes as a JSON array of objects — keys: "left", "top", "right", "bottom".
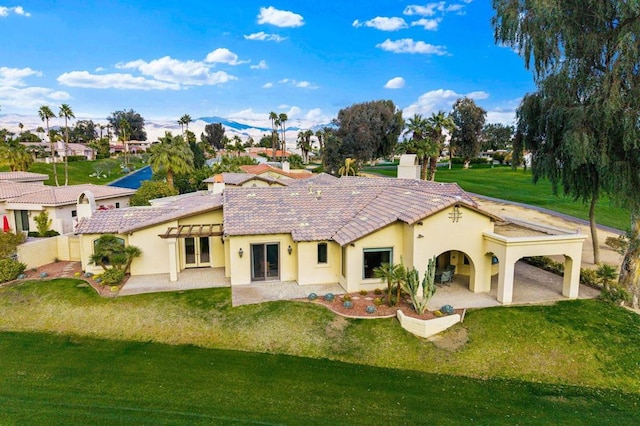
[{"left": 119, "top": 261, "right": 600, "bottom": 309}]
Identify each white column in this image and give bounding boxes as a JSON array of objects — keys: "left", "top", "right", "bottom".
[
  {"left": 497, "top": 257, "right": 515, "bottom": 305},
  {"left": 167, "top": 239, "right": 178, "bottom": 282},
  {"left": 563, "top": 256, "right": 580, "bottom": 298}
]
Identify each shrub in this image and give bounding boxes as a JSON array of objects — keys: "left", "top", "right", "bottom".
[
  {"left": 307, "top": 293, "right": 318, "bottom": 300},
  {"left": 102, "top": 268, "right": 125, "bottom": 286},
  {"left": 44, "top": 230, "right": 60, "bottom": 237},
  {"left": 0, "top": 232, "right": 26, "bottom": 259},
  {"left": 342, "top": 294, "right": 352, "bottom": 302},
  {"left": 434, "top": 310, "right": 443, "bottom": 317},
  {"left": 34, "top": 211, "right": 52, "bottom": 237},
  {"left": 600, "top": 283, "right": 631, "bottom": 305},
  {"left": 324, "top": 293, "right": 335, "bottom": 302},
  {"left": 373, "top": 297, "right": 384, "bottom": 306},
  {"left": 40, "top": 272, "right": 48, "bottom": 278},
  {"left": 441, "top": 304, "right": 455, "bottom": 315},
  {"left": 365, "top": 305, "right": 377, "bottom": 314},
  {"left": 580, "top": 268, "right": 599, "bottom": 287},
  {"left": 0, "top": 259, "right": 26, "bottom": 283},
  {"left": 605, "top": 235, "right": 628, "bottom": 255},
  {"left": 343, "top": 301, "right": 353, "bottom": 309},
  {"left": 359, "top": 290, "right": 368, "bottom": 296},
  {"left": 374, "top": 288, "right": 382, "bottom": 295}
]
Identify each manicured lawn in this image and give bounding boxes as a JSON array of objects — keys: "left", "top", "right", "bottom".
[
  {"left": 1, "top": 279, "right": 639, "bottom": 394},
  {"left": 0, "top": 157, "right": 147, "bottom": 186},
  {"left": 362, "top": 164, "right": 630, "bottom": 230},
  {"left": 1, "top": 331, "right": 638, "bottom": 424}
]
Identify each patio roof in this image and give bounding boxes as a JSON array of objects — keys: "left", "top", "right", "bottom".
[{"left": 159, "top": 223, "right": 223, "bottom": 239}]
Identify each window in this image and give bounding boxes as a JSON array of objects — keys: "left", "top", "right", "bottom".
[
  {"left": 363, "top": 248, "right": 393, "bottom": 279},
  {"left": 14, "top": 210, "right": 29, "bottom": 232},
  {"left": 115, "top": 202, "right": 120, "bottom": 208},
  {"left": 71, "top": 210, "right": 77, "bottom": 218},
  {"left": 341, "top": 246, "right": 346, "bottom": 277},
  {"left": 317, "top": 242, "right": 328, "bottom": 264}
]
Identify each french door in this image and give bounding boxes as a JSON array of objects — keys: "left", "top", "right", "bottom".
[
  {"left": 184, "top": 237, "right": 211, "bottom": 267},
  {"left": 251, "top": 243, "right": 279, "bottom": 281}
]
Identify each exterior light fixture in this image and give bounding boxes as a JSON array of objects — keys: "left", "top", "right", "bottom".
[
  {"left": 288, "top": 245, "right": 293, "bottom": 255},
  {"left": 417, "top": 234, "right": 424, "bottom": 239},
  {"left": 238, "top": 248, "right": 243, "bottom": 258},
  {"left": 448, "top": 204, "right": 462, "bottom": 223}
]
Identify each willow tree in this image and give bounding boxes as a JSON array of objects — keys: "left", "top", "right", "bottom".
[{"left": 493, "top": 0, "right": 640, "bottom": 306}]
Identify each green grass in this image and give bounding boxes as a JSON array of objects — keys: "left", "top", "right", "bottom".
[
  {"left": 1, "top": 331, "right": 638, "bottom": 424},
  {"left": 1, "top": 279, "right": 640, "bottom": 394},
  {"left": 1, "top": 158, "right": 147, "bottom": 186},
  {"left": 362, "top": 164, "right": 630, "bottom": 230}
]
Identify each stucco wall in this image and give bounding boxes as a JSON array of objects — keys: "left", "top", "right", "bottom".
[
  {"left": 228, "top": 233, "right": 295, "bottom": 285},
  {"left": 177, "top": 209, "right": 224, "bottom": 268},
  {"left": 16, "top": 237, "right": 58, "bottom": 269},
  {"left": 79, "top": 233, "right": 130, "bottom": 274},
  {"left": 128, "top": 223, "right": 175, "bottom": 275},
  {"left": 296, "top": 241, "right": 341, "bottom": 285}
]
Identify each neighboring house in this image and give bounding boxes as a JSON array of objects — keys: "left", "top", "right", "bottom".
[
  {"left": 203, "top": 173, "right": 288, "bottom": 193},
  {"left": 75, "top": 173, "right": 587, "bottom": 305},
  {"left": 239, "top": 163, "right": 312, "bottom": 180},
  {"left": 1, "top": 183, "right": 134, "bottom": 235},
  {"left": 20, "top": 142, "right": 96, "bottom": 161},
  {"left": 0, "top": 171, "right": 48, "bottom": 184}
]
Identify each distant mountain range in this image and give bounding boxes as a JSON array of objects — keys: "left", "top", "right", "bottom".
[{"left": 0, "top": 113, "right": 333, "bottom": 147}]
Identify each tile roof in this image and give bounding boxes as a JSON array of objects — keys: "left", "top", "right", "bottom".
[
  {"left": 239, "top": 164, "right": 313, "bottom": 179},
  {"left": 223, "top": 177, "right": 490, "bottom": 245},
  {"left": 203, "top": 173, "right": 287, "bottom": 186},
  {"left": 76, "top": 191, "right": 223, "bottom": 234},
  {"left": 5, "top": 184, "right": 135, "bottom": 206},
  {"left": 0, "top": 171, "right": 49, "bottom": 182},
  {"left": 0, "top": 181, "right": 48, "bottom": 200}
]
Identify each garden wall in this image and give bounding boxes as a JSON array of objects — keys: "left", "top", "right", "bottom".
[
  {"left": 16, "top": 235, "right": 80, "bottom": 269},
  {"left": 397, "top": 310, "right": 462, "bottom": 339}
]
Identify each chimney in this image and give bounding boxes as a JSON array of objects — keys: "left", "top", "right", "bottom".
[
  {"left": 212, "top": 174, "right": 225, "bottom": 194},
  {"left": 282, "top": 161, "right": 290, "bottom": 172},
  {"left": 77, "top": 191, "right": 97, "bottom": 219}
]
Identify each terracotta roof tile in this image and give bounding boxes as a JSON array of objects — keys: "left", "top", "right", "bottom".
[
  {"left": 5, "top": 184, "right": 135, "bottom": 206},
  {"left": 0, "top": 171, "right": 48, "bottom": 182}
]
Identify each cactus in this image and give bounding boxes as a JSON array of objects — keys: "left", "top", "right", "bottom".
[{"left": 401, "top": 256, "right": 437, "bottom": 315}]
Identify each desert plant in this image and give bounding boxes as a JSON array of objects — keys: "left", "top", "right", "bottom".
[
  {"left": 0, "top": 258, "right": 26, "bottom": 283},
  {"left": 605, "top": 235, "right": 628, "bottom": 256},
  {"left": 307, "top": 293, "right": 318, "bottom": 300},
  {"left": 343, "top": 301, "right": 353, "bottom": 309},
  {"left": 89, "top": 234, "right": 141, "bottom": 273},
  {"left": 34, "top": 211, "right": 52, "bottom": 237},
  {"left": 342, "top": 294, "right": 352, "bottom": 302},
  {"left": 324, "top": 293, "right": 335, "bottom": 302},
  {"left": 373, "top": 297, "right": 384, "bottom": 306},
  {"left": 102, "top": 268, "right": 125, "bottom": 286},
  {"left": 373, "top": 262, "right": 405, "bottom": 306},
  {"left": 365, "top": 305, "right": 377, "bottom": 314},
  {"left": 359, "top": 290, "right": 368, "bottom": 296},
  {"left": 441, "top": 304, "right": 455, "bottom": 315},
  {"left": 374, "top": 288, "right": 382, "bottom": 295},
  {"left": 401, "top": 257, "right": 437, "bottom": 315}
]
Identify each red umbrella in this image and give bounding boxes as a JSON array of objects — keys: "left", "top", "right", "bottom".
[{"left": 2, "top": 215, "right": 9, "bottom": 232}]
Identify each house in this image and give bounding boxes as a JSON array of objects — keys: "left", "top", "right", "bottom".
[
  {"left": 239, "top": 163, "right": 313, "bottom": 180},
  {"left": 0, "top": 171, "right": 48, "bottom": 184},
  {"left": 202, "top": 173, "right": 287, "bottom": 193},
  {"left": 1, "top": 182, "right": 135, "bottom": 235},
  {"left": 75, "top": 173, "right": 587, "bottom": 305}
]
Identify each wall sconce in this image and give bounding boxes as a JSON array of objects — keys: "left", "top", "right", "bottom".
[
  {"left": 350, "top": 243, "right": 355, "bottom": 247},
  {"left": 417, "top": 234, "right": 424, "bottom": 239},
  {"left": 238, "top": 248, "right": 243, "bottom": 258},
  {"left": 417, "top": 221, "right": 423, "bottom": 226},
  {"left": 287, "top": 245, "right": 293, "bottom": 255},
  {"left": 448, "top": 204, "right": 462, "bottom": 223}
]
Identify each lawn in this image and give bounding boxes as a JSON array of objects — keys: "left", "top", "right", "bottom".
[
  {"left": 1, "top": 331, "right": 638, "bottom": 424},
  {"left": 1, "top": 279, "right": 639, "bottom": 395},
  {"left": 362, "top": 164, "right": 630, "bottom": 230}
]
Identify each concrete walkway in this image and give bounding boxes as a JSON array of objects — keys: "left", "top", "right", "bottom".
[
  {"left": 120, "top": 267, "right": 229, "bottom": 296},
  {"left": 231, "top": 282, "right": 345, "bottom": 306}
]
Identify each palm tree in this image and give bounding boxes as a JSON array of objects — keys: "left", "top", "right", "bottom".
[
  {"left": 338, "top": 157, "right": 357, "bottom": 176},
  {"left": 119, "top": 118, "right": 132, "bottom": 168},
  {"left": 268, "top": 111, "right": 278, "bottom": 161},
  {"left": 403, "top": 114, "right": 434, "bottom": 180},
  {"left": 38, "top": 105, "right": 59, "bottom": 186},
  {"left": 373, "top": 262, "right": 405, "bottom": 306},
  {"left": 58, "top": 104, "right": 75, "bottom": 186},
  {"left": 278, "top": 113, "right": 288, "bottom": 162},
  {"left": 178, "top": 114, "right": 193, "bottom": 138},
  {"left": 0, "top": 143, "right": 33, "bottom": 171},
  {"left": 426, "top": 111, "right": 456, "bottom": 178},
  {"left": 148, "top": 132, "right": 195, "bottom": 191},
  {"left": 315, "top": 129, "right": 325, "bottom": 166}
]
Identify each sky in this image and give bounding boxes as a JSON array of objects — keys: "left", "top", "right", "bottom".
[{"left": 0, "top": 1, "right": 536, "bottom": 127}]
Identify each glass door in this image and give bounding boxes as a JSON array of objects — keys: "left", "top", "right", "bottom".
[
  {"left": 184, "top": 237, "right": 211, "bottom": 268},
  {"left": 251, "top": 243, "right": 279, "bottom": 281}
]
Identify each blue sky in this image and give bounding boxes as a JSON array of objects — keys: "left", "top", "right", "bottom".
[{"left": 0, "top": 1, "right": 535, "bottom": 126}]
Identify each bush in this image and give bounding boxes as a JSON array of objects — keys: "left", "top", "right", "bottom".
[
  {"left": 600, "top": 283, "right": 631, "bottom": 305},
  {"left": 373, "top": 297, "right": 384, "bottom": 306},
  {"left": 374, "top": 288, "right": 382, "bottom": 295},
  {"left": 580, "top": 268, "right": 599, "bottom": 288},
  {"left": 44, "top": 230, "right": 60, "bottom": 237},
  {"left": 359, "top": 290, "right": 368, "bottom": 296},
  {"left": 342, "top": 294, "right": 352, "bottom": 302},
  {"left": 102, "top": 268, "right": 125, "bottom": 286},
  {"left": 0, "top": 259, "right": 27, "bottom": 283}
]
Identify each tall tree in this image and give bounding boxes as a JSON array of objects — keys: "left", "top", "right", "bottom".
[
  {"left": 107, "top": 109, "right": 147, "bottom": 141},
  {"left": 0, "top": 142, "right": 33, "bottom": 171},
  {"left": 493, "top": 0, "right": 640, "bottom": 305},
  {"left": 426, "top": 111, "right": 456, "bottom": 177},
  {"left": 201, "top": 123, "right": 225, "bottom": 150},
  {"left": 403, "top": 114, "right": 434, "bottom": 180},
  {"left": 38, "top": 105, "right": 59, "bottom": 186},
  {"left": 58, "top": 104, "right": 75, "bottom": 186},
  {"left": 296, "top": 130, "right": 312, "bottom": 163},
  {"left": 178, "top": 114, "right": 192, "bottom": 137},
  {"left": 278, "top": 113, "right": 288, "bottom": 162},
  {"left": 148, "top": 132, "right": 194, "bottom": 191},
  {"left": 335, "top": 100, "right": 404, "bottom": 165},
  {"left": 450, "top": 98, "right": 486, "bottom": 168},
  {"left": 268, "top": 112, "right": 278, "bottom": 161},
  {"left": 481, "top": 123, "right": 514, "bottom": 151}
]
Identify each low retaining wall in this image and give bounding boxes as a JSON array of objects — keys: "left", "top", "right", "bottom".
[
  {"left": 397, "top": 310, "right": 462, "bottom": 338},
  {"left": 16, "top": 235, "right": 80, "bottom": 269}
]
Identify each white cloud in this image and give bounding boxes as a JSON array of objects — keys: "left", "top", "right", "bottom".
[
  {"left": 411, "top": 18, "right": 441, "bottom": 30},
  {"left": 251, "top": 60, "right": 268, "bottom": 70},
  {"left": 384, "top": 77, "right": 406, "bottom": 89},
  {"left": 262, "top": 82, "right": 274, "bottom": 88},
  {"left": 0, "top": 67, "right": 41, "bottom": 86},
  {"left": 353, "top": 17, "right": 408, "bottom": 31},
  {"left": 0, "top": 6, "right": 31, "bottom": 17},
  {"left": 94, "top": 66, "right": 105, "bottom": 72},
  {"left": 404, "top": 2, "right": 471, "bottom": 19},
  {"left": 244, "top": 31, "right": 286, "bottom": 42},
  {"left": 278, "top": 78, "right": 319, "bottom": 89},
  {"left": 116, "top": 56, "right": 237, "bottom": 86},
  {"left": 286, "top": 106, "right": 301, "bottom": 118},
  {"left": 486, "top": 109, "right": 516, "bottom": 125},
  {"left": 305, "top": 108, "right": 325, "bottom": 121},
  {"left": 204, "top": 48, "right": 247, "bottom": 65},
  {"left": 257, "top": 6, "right": 304, "bottom": 28},
  {"left": 376, "top": 38, "right": 448, "bottom": 55},
  {"left": 58, "top": 71, "right": 180, "bottom": 90},
  {"left": 403, "top": 88, "right": 489, "bottom": 117}
]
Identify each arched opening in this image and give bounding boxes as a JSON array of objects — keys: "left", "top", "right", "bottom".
[{"left": 431, "top": 250, "right": 475, "bottom": 290}]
